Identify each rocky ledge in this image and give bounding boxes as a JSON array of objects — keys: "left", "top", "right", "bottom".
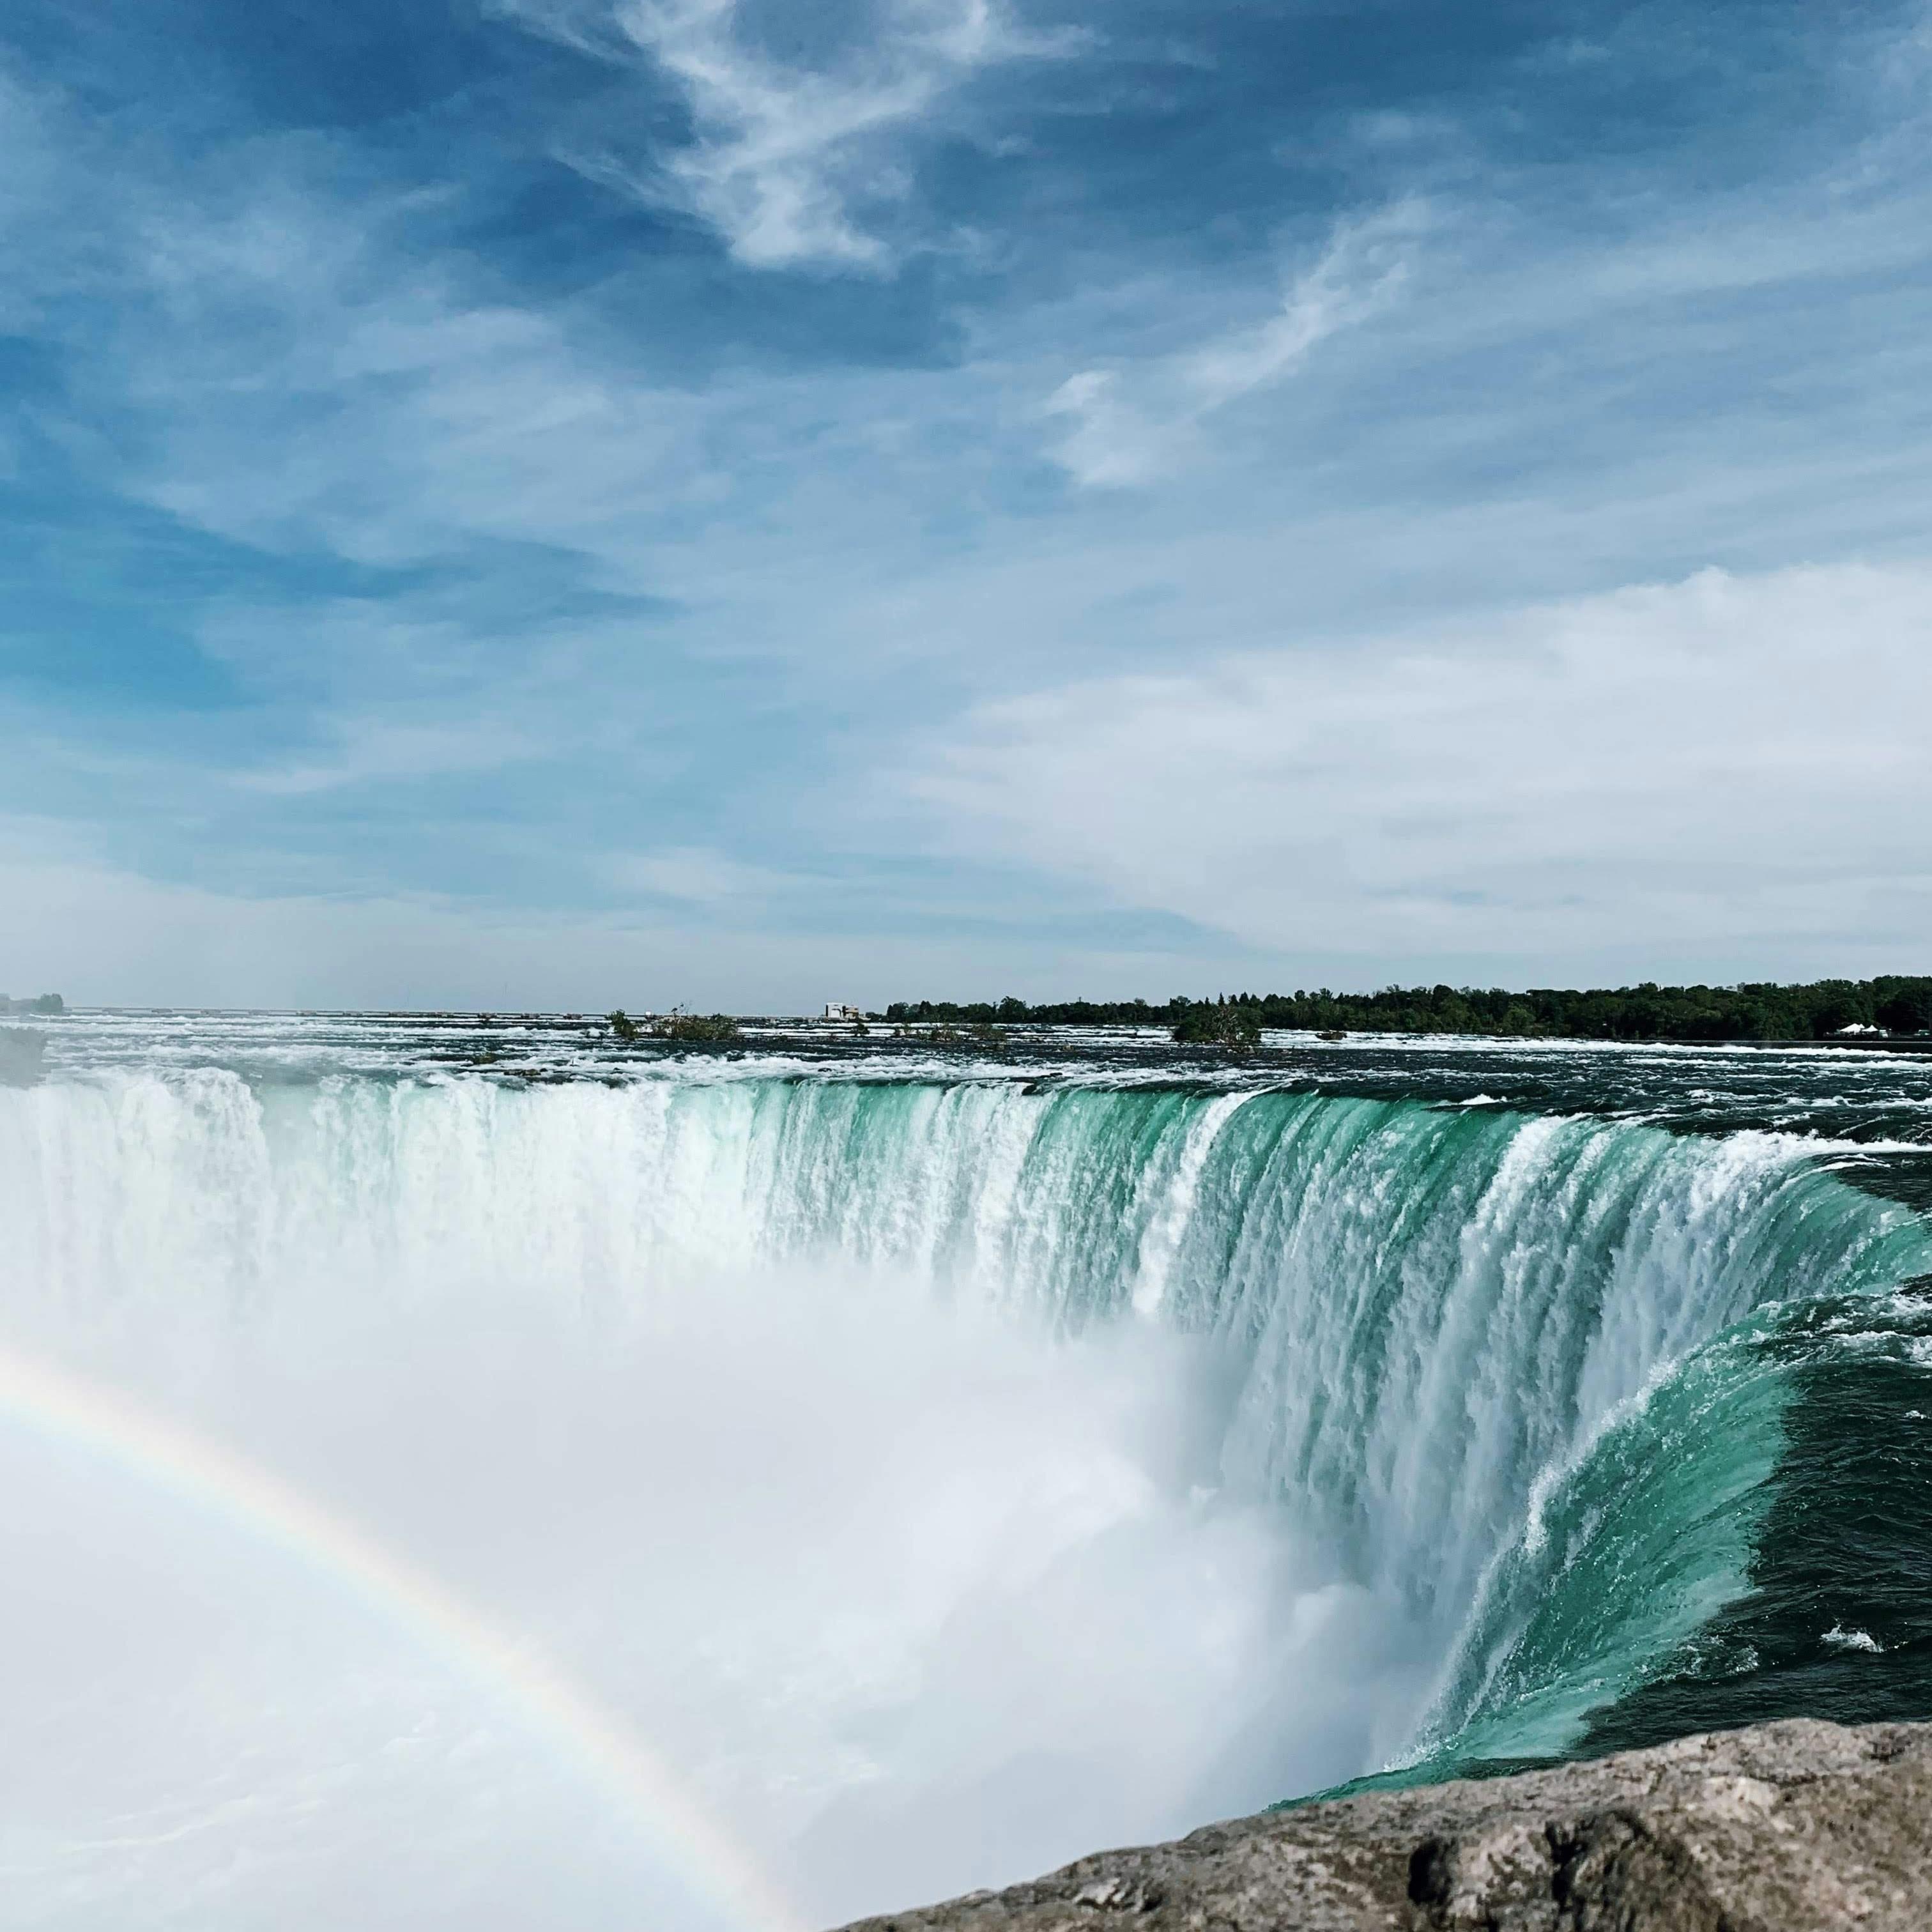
[{"left": 837, "top": 1719, "right": 1932, "bottom": 1931}]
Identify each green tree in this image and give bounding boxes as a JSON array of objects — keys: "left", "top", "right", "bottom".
[
  {"left": 1172, "top": 999, "right": 1263, "bottom": 1054},
  {"left": 654, "top": 1011, "right": 742, "bottom": 1045}
]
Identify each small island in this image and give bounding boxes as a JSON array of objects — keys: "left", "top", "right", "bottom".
[{"left": 605, "top": 1008, "right": 744, "bottom": 1046}]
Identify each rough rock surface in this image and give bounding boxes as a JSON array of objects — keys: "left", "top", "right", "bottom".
[{"left": 836, "top": 1719, "right": 1932, "bottom": 1931}]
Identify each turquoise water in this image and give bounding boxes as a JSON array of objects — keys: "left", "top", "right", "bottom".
[{"left": 7, "top": 1012, "right": 1924, "bottom": 1808}]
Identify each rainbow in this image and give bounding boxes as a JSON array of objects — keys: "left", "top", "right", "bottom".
[{"left": 0, "top": 1339, "right": 806, "bottom": 1932}]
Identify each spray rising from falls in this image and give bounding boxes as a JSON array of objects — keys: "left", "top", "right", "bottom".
[{"left": 0, "top": 1066, "right": 1928, "bottom": 1923}]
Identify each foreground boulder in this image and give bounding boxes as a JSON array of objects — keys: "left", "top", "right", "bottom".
[{"left": 838, "top": 1719, "right": 1931, "bottom": 1931}]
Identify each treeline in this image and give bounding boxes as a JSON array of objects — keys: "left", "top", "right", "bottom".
[
  {"left": 0, "top": 993, "right": 63, "bottom": 1015},
  {"left": 886, "top": 976, "right": 1932, "bottom": 1042}
]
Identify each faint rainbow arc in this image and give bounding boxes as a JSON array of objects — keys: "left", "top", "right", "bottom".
[{"left": 0, "top": 1340, "right": 806, "bottom": 1932}]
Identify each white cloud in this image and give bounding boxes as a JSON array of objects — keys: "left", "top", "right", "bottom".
[
  {"left": 0, "top": 830, "right": 1227, "bottom": 1011},
  {"left": 1045, "top": 201, "right": 1427, "bottom": 486},
  {"left": 43, "top": 135, "right": 984, "bottom": 598},
  {"left": 605, "top": 845, "right": 805, "bottom": 905},
  {"left": 233, "top": 719, "right": 537, "bottom": 797},
  {"left": 1039, "top": 367, "right": 1166, "bottom": 487},
  {"left": 914, "top": 560, "right": 1932, "bottom": 976},
  {"left": 1178, "top": 204, "right": 1422, "bottom": 406},
  {"left": 119, "top": 183, "right": 702, "bottom": 573},
  {"left": 498, "top": 0, "right": 1083, "bottom": 270}
]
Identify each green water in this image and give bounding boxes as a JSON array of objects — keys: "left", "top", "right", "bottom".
[{"left": 8, "top": 1014, "right": 1932, "bottom": 1793}]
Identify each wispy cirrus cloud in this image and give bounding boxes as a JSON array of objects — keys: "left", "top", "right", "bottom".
[
  {"left": 1044, "top": 201, "right": 1429, "bottom": 486},
  {"left": 494, "top": 0, "right": 1087, "bottom": 270}
]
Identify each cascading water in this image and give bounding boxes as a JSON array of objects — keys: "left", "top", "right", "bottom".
[{"left": 1, "top": 1026, "right": 1929, "bottom": 1929}]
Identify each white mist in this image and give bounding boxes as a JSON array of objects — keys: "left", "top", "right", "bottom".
[{"left": 0, "top": 1071, "right": 1427, "bottom": 1930}]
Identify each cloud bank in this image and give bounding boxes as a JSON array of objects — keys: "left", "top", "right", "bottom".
[{"left": 919, "top": 562, "right": 1932, "bottom": 979}]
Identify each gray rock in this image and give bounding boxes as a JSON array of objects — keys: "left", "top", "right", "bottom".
[{"left": 834, "top": 1719, "right": 1932, "bottom": 1931}]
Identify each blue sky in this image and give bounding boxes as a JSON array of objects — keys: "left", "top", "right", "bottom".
[{"left": 4, "top": 0, "right": 1931, "bottom": 1009}]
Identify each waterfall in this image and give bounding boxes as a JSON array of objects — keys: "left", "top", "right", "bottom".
[{"left": 1, "top": 1064, "right": 1926, "bottom": 1922}]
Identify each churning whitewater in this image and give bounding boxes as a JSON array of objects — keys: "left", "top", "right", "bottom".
[{"left": 1, "top": 1015, "right": 1929, "bottom": 1929}]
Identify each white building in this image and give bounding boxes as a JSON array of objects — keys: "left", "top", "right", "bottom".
[{"left": 824, "top": 1002, "right": 864, "bottom": 1022}]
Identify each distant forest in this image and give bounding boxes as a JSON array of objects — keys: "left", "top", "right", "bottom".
[{"left": 885, "top": 976, "right": 1932, "bottom": 1043}]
